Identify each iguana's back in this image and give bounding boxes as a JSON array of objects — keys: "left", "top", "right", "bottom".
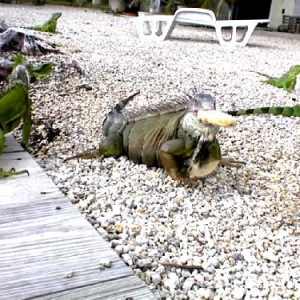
[{"left": 123, "top": 110, "right": 186, "bottom": 166}]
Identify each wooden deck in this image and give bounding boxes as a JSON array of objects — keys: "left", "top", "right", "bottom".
[{"left": 0, "top": 134, "right": 156, "bottom": 300}]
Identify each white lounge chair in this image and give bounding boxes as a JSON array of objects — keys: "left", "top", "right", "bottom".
[{"left": 135, "top": 8, "right": 269, "bottom": 47}]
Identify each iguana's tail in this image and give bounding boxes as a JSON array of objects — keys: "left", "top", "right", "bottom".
[
  {"left": 227, "top": 105, "right": 300, "bottom": 117},
  {"left": 63, "top": 149, "right": 99, "bottom": 163},
  {"left": 249, "top": 70, "right": 271, "bottom": 79}
]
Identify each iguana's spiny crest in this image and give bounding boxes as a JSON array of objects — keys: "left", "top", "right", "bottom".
[{"left": 121, "top": 90, "right": 216, "bottom": 120}]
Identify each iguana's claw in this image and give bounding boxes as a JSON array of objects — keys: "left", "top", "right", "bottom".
[
  {"left": 182, "top": 177, "right": 198, "bottom": 187},
  {"left": 0, "top": 168, "right": 29, "bottom": 178},
  {"left": 168, "top": 171, "right": 198, "bottom": 186}
]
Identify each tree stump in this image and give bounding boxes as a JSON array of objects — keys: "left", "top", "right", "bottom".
[{"left": 0, "top": 27, "right": 59, "bottom": 56}]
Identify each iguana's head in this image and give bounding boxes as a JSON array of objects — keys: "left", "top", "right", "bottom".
[
  {"left": 290, "top": 65, "right": 300, "bottom": 75},
  {"left": 192, "top": 92, "right": 216, "bottom": 110},
  {"left": 10, "top": 65, "right": 30, "bottom": 87},
  {"left": 182, "top": 91, "right": 237, "bottom": 178},
  {"left": 185, "top": 91, "right": 216, "bottom": 113},
  {"left": 52, "top": 12, "right": 62, "bottom": 20},
  {"left": 188, "top": 91, "right": 236, "bottom": 127}
]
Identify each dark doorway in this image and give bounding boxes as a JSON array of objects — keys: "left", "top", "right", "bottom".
[{"left": 233, "top": 0, "right": 272, "bottom": 21}]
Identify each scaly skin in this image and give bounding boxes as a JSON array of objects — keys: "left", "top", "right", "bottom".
[
  {"left": 227, "top": 105, "right": 300, "bottom": 117},
  {"left": 65, "top": 91, "right": 241, "bottom": 182},
  {"left": 255, "top": 65, "right": 300, "bottom": 92},
  {"left": 0, "top": 56, "right": 52, "bottom": 178},
  {"left": 30, "top": 12, "right": 62, "bottom": 33}
]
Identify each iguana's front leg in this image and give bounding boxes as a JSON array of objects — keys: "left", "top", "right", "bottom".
[
  {"left": 186, "top": 139, "right": 245, "bottom": 179},
  {"left": 188, "top": 139, "right": 221, "bottom": 179},
  {"left": 157, "top": 139, "right": 193, "bottom": 181},
  {"left": 0, "top": 129, "right": 29, "bottom": 178}
]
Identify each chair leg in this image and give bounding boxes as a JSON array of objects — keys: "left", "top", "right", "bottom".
[
  {"left": 238, "top": 24, "right": 256, "bottom": 46},
  {"left": 215, "top": 23, "right": 257, "bottom": 47},
  {"left": 215, "top": 26, "right": 236, "bottom": 46},
  {"left": 154, "top": 20, "right": 175, "bottom": 40},
  {"left": 136, "top": 18, "right": 174, "bottom": 41},
  {"left": 163, "top": 21, "right": 176, "bottom": 40}
]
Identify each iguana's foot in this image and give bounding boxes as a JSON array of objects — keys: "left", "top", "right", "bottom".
[
  {"left": 0, "top": 168, "right": 29, "bottom": 178},
  {"left": 166, "top": 169, "right": 198, "bottom": 186},
  {"left": 221, "top": 158, "right": 246, "bottom": 168}
]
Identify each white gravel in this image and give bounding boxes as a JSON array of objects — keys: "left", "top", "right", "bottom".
[{"left": 1, "top": 3, "right": 300, "bottom": 299}]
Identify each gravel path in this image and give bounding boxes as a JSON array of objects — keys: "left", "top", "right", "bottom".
[{"left": 1, "top": 3, "right": 300, "bottom": 299}]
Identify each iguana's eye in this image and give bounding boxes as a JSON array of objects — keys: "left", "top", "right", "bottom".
[{"left": 193, "top": 92, "right": 216, "bottom": 110}]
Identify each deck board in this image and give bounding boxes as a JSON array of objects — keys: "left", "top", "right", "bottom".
[{"left": 0, "top": 134, "right": 156, "bottom": 300}]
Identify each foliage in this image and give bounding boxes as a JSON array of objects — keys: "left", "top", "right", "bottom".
[
  {"left": 165, "top": 0, "right": 235, "bottom": 18},
  {"left": 0, "top": 56, "right": 52, "bottom": 178},
  {"left": 28, "top": 0, "right": 81, "bottom": 6},
  {"left": 31, "top": 0, "right": 46, "bottom": 5}
]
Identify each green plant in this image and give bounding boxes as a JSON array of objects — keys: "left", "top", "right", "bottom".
[
  {"left": 129, "top": 0, "right": 139, "bottom": 6},
  {"left": 129, "top": 0, "right": 151, "bottom": 11},
  {"left": 203, "top": 0, "right": 235, "bottom": 18},
  {"left": 31, "top": 0, "right": 46, "bottom": 5},
  {"left": 165, "top": 0, "right": 235, "bottom": 18}
]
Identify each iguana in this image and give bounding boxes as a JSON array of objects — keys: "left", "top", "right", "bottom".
[
  {"left": 0, "top": 55, "right": 52, "bottom": 178},
  {"left": 254, "top": 65, "right": 300, "bottom": 92},
  {"left": 64, "top": 91, "right": 242, "bottom": 182},
  {"left": 29, "top": 13, "right": 62, "bottom": 33}
]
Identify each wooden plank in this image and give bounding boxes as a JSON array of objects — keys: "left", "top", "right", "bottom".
[
  {"left": 38, "top": 276, "right": 156, "bottom": 300},
  {"left": 2, "top": 134, "right": 24, "bottom": 152},
  {"left": 0, "top": 134, "right": 156, "bottom": 300}
]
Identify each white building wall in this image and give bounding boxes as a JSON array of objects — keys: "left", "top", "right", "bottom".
[
  {"left": 268, "top": 0, "right": 295, "bottom": 28},
  {"left": 294, "top": 0, "right": 300, "bottom": 14}
]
